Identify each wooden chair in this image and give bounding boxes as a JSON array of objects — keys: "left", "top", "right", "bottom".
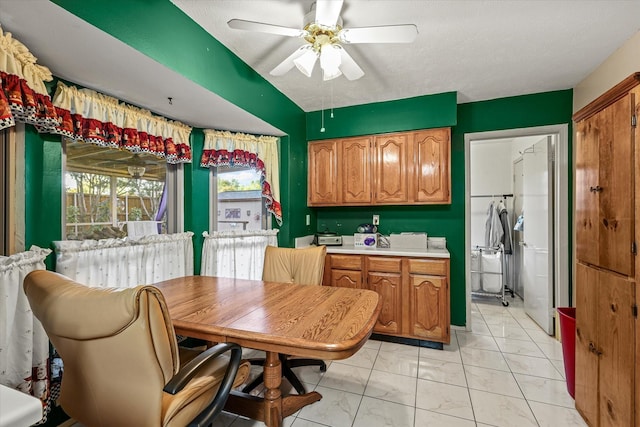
[
  {"left": 242, "top": 245, "right": 327, "bottom": 395},
  {"left": 23, "top": 270, "right": 250, "bottom": 427}
]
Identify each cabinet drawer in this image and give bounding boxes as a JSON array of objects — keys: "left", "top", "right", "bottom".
[
  {"left": 367, "top": 257, "right": 402, "bottom": 273},
  {"left": 408, "top": 259, "right": 447, "bottom": 276},
  {"left": 329, "top": 255, "right": 362, "bottom": 270}
]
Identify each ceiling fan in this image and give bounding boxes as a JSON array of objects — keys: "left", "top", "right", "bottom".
[{"left": 228, "top": 0, "right": 418, "bottom": 81}]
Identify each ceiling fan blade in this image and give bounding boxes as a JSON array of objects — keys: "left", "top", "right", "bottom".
[
  {"left": 339, "top": 24, "right": 418, "bottom": 44},
  {"left": 315, "top": 0, "right": 344, "bottom": 27},
  {"left": 338, "top": 47, "right": 364, "bottom": 81},
  {"left": 270, "top": 46, "right": 309, "bottom": 76},
  {"left": 228, "top": 19, "right": 306, "bottom": 38}
]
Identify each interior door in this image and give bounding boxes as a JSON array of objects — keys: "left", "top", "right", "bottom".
[
  {"left": 522, "top": 137, "right": 554, "bottom": 334},
  {"left": 512, "top": 158, "right": 524, "bottom": 298}
]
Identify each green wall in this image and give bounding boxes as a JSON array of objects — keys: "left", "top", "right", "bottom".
[
  {"left": 307, "top": 89, "right": 573, "bottom": 326},
  {"left": 52, "top": 0, "right": 314, "bottom": 256}
]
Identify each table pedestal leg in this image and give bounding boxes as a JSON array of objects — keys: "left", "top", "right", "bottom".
[{"left": 263, "top": 351, "right": 283, "bottom": 427}]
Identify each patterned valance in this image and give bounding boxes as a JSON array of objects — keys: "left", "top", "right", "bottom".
[
  {"left": 201, "top": 129, "right": 281, "bottom": 225},
  {"left": 0, "top": 26, "right": 58, "bottom": 132},
  {"left": 50, "top": 82, "right": 192, "bottom": 163}
]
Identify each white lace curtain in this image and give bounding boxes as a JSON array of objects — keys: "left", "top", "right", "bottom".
[
  {"left": 201, "top": 230, "right": 278, "bottom": 280},
  {"left": 54, "top": 232, "right": 194, "bottom": 288},
  {"left": 0, "top": 246, "right": 51, "bottom": 406}
]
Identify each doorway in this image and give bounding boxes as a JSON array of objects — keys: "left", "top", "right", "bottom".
[{"left": 464, "top": 125, "right": 569, "bottom": 336}]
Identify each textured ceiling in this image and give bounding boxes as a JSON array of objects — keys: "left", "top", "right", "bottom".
[
  {"left": 1, "top": 0, "right": 638, "bottom": 138},
  {"left": 173, "top": 0, "right": 640, "bottom": 111}
]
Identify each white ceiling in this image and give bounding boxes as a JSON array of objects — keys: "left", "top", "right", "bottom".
[{"left": 1, "top": 0, "right": 639, "bottom": 138}]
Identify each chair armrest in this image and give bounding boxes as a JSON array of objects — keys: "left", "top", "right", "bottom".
[{"left": 164, "top": 342, "right": 242, "bottom": 427}]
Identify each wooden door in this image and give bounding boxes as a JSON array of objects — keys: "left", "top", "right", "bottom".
[
  {"left": 413, "top": 128, "right": 450, "bottom": 203},
  {"left": 342, "top": 137, "right": 372, "bottom": 204},
  {"left": 597, "top": 94, "right": 634, "bottom": 276},
  {"left": 367, "top": 272, "right": 402, "bottom": 334},
  {"left": 409, "top": 274, "right": 449, "bottom": 341},
  {"left": 330, "top": 269, "right": 362, "bottom": 289},
  {"left": 597, "top": 270, "right": 635, "bottom": 427},
  {"left": 308, "top": 141, "right": 339, "bottom": 205},
  {"left": 575, "top": 116, "right": 600, "bottom": 266},
  {"left": 575, "top": 263, "right": 599, "bottom": 426},
  {"left": 374, "top": 134, "right": 409, "bottom": 204}
]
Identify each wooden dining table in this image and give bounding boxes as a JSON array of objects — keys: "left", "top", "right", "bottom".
[{"left": 153, "top": 276, "right": 381, "bottom": 427}]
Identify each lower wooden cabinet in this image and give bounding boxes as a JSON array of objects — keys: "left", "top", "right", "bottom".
[
  {"left": 324, "top": 253, "right": 450, "bottom": 344},
  {"left": 575, "top": 262, "right": 635, "bottom": 427}
]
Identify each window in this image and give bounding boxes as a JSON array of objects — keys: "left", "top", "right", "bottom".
[
  {"left": 210, "top": 167, "right": 269, "bottom": 231},
  {"left": 64, "top": 140, "right": 181, "bottom": 239}
]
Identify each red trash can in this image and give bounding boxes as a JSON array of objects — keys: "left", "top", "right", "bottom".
[{"left": 557, "top": 307, "right": 576, "bottom": 398}]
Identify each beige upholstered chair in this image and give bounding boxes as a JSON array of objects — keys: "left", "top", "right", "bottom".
[
  {"left": 243, "top": 245, "right": 327, "bottom": 395},
  {"left": 24, "top": 270, "right": 250, "bottom": 427}
]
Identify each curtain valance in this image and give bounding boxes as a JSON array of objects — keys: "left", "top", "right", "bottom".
[
  {"left": 50, "top": 82, "right": 192, "bottom": 164},
  {"left": 0, "top": 26, "right": 58, "bottom": 132},
  {"left": 201, "top": 129, "right": 281, "bottom": 225}
]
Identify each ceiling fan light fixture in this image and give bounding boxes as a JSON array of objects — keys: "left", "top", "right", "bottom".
[
  {"left": 127, "top": 165, "right": 146, "bottom": 179},
  {"left": 320, "top": 44, "right": 342, "bottom": 80},
  {"left": 293, "top": 48, "right": 318, "bottom": 77}
]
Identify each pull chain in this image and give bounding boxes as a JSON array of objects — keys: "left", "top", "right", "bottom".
[{"left": 320, "top": 90, "right": 325, "bottom": 132}]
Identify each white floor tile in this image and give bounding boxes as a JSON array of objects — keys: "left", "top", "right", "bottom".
[
  {"left": 514, "top": 373, "right": 575, "bottom": 408},
  {"left": 373, "top": 350, "right": 419, "bottom": 377},
  {"left": 535, "top": 340, "right": 565, "bottom": 361},
  {"left": 297, "top": 386, "right": 362, "bottom": 427},
  {"left": 364, "top": 369, "right": 417, "bottom": 406},
  {"left": 456, "top": 331, "right": 500, "bottom": 352},
  {"left": 417, "top": 357, "right": 467, "bottom": 387},
  {"left": 339, "top": 346, "right": 379, "bottom": 369},
  {"left": 550, "top": 358, "right": 566, "bottom": 379},
  {"left": 503, "top": 353, "right": 564, "bottom": 380},
  {"left": 289, "top": 418, "right": 327, "bottom": 427},
  {"left": 318, "top": 361, "right": 371, "bottom": 394},
  {"left": 362, "top": 339, "right": 382, "bottom": 350},
  {"left": 460, "top": 347, "right": 510, "bottom": 372},
  {"left": 352, "top": 396, "right": 414, "bottom": 427},
  {"left": 469, "top": 389, "right": 538, "bottom": 427},
  {"left": 494, "top": 337, "right": 546, "bottom": 358},
  {"left": 379, "top": 341, "right": 420, "bottom": 357},
  {"left": 415, "top": 379, "right": 475, "bottom": 420},
  {"left": 488, "top": 324, "right": 532, "bottom": 341},
  {"left": 464, "top": 365, "right": 523, "bottom": 398},
  {"left": 419, "top": 343, "right": 462, "bottom": 364},
  {"left": 414, "top": 408, "right": 476, "bottom": 427},
  {"left": 528, "top": 401, "right": 589, "bottom": 427}
]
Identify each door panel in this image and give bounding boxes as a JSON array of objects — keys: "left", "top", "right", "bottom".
[
  {"left": 331, "top": 270, "right": 362, "bottom": 289},
  {"left": 575, "top": 117, "right": 600, "bottom": 266},
  {"left": 575, "top": 263, "right": 599, "bottom": 426},
  {"left": 308, "top": 141, "right": 339, "bottom": 205},
  {"left": 409, "top": 274, "right": 448, "bottom": 341},
  {"left": 413, "top": 129, "right": 450, "bottom": 203},
  {"left": 597, "top": 271, "right": 635, "bottom": 427},
  {"left": 522, "top": 137, "right": 554, "bottom": 334},
  {"left": 342, "top": 137, "right": 372, "bottom": 204},
  {"left": 597, "top": 94, "right": 634, "bottom": 276},
  {"left": 367, "top": 272, "right": 401, "bottom": 334},
  {"left": 374, "top": 135, "right": 408, "bottom": 203}
]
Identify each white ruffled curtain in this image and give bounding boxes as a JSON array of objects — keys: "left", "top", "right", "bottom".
[
  {"left": 54, "top": 232, "right": 194, "bottom": 288},
  {"left": 200, "top": 130, "right": 282, "bottom": 225},
  {"left": 50, "top": 81, "right": 193, "bottom": 163},
  {"left": 201, "top": 230, "right": 278, "bottom": 280},
  {"left": 0, "top": 246, "right": 51, "bottom": 408}
]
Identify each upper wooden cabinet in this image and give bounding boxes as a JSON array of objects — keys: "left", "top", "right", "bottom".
[
  {"left": 308, "top": 128, "right": 451, "bottom": 206},
  {"left": 307, "top": 140, "right": 339, "bottom": 205}
]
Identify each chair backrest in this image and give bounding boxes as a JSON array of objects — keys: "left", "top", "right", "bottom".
[
  {"left": 261, "top": 245, "right": 327, "bottom": 286},
  {"left": 24, "top": 270, "right": 179, "bottom": 427}
]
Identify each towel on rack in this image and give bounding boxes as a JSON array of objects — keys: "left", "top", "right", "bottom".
[
  {"left": 497, "top": 202, "right": 513, "bottom": 255},
  {"left": 485, "top": 201, "right": 503, "bottom": 248}
]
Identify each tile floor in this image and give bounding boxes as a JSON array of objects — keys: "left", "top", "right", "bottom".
[
  {"left": 222, "top": 296, "right": 587, "bottom": 427},
  {"left": 69, "top": 297, "right": 588, "bottom": 427}
]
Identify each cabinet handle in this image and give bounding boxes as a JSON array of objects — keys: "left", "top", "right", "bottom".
[{"left": 589, "top": 186, "right": 603, "bottom": 193}]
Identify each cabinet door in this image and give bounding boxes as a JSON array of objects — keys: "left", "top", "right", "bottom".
[
  {"left": 308, "top": 141, "right": 339, "bottom": 205},
  {"left": 597, "top": 94, "right": 634, "bottom": 276},
  {"left": 575, "top": 117, "right": 600, "bottom": 266},
  {"left": 597, "top": 270, "right": 635, "bottom": 427},
  {"left": 367, "top": 272, "right": 402, "bottom": 334},
  {"left": 575, "top": 263, "right": 599, "bottom": 426},
  {"left": 374, "top": 134, "right": 409, "bottom": 204},
  {"left": 409, "top": 274, "right": 449, "bottom": 342},
  {"left": 330, "top": 269, "right": 362, "bottom": 289},
  {"left": 342, "top": 137, "right": 372, "bottom": 204},
  {"left": 413, "top": 129, "right": 451, "bottom": 203}
]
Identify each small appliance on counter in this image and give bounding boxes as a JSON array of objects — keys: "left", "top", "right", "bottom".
[
  {"left": 356, "top": 223, "right": 378, "bottom": 233},
  {"left": 312, "top": 230, "right": 343, "bottom": 246}
]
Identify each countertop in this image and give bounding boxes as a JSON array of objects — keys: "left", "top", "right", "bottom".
[{"left": 325, "top": 244, "right": 450, "bottom": 258}]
